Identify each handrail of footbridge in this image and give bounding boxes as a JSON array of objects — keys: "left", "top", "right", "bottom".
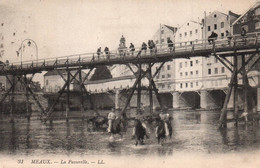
[{"left": 1, "top": 32, "right": 260, "bottom": 75}]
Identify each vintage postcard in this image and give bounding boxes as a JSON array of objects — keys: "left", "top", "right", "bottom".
[{"left": 0, "top": 0, "right": 260, "bottom": 167}]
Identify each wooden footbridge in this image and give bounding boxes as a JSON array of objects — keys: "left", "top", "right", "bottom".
[{"left": 1, "top": 33, "right": 260, "bottom": 128}]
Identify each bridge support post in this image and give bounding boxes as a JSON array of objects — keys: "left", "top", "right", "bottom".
[
  {"left": 172, "top": 91, "right": 179, "bottom": 109},
  {"left": 66, "top": 69, "right": 70, "bottom": 122},
  {"left": 115, "top": 89, "right": 120, "bottom": 110},
  {"left": 257, "top": 88, "right": 260, "bottom": 112},
  {"left": 137, "top": 63, "right": 142, "bottom": 115},
  {"left": 233, "top": 54, "right": 238, "bottom": 126},
  {"left": 24, "top": 74, "right": 31, "bottom": 121},
  {"left": 10, "top": 75, "right": 15, "bottom": 123},
  {"left": 242, "top": 54, "right": 249, "bottom": 123},
  {"left": 200, "top": 90, "right": 208, "bottom": 109},
  {"left": 78, "top": 69, "right": 85, "bottom": 118},
  {"left": 148, "top": 63, "right": 153, "bottom": 114}
]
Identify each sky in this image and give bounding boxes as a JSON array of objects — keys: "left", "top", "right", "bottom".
[{"left": 0, "top": 0, "right": 257, "bottom": 84}]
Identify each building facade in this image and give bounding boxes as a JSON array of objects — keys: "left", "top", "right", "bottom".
[{"left": 152, "top": 24, "right": 177, "bottom": 95}]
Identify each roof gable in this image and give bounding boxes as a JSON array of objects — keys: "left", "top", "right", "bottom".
[{"left": 232, "top": 1, "right": 260, "bottom": 26}]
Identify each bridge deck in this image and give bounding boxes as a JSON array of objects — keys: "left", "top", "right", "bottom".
[{"left": 1, "top": 33, "right": 260, "bottom": 75}]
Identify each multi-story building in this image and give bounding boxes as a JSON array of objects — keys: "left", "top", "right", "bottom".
[
  {"left": 173, "top": 20, "right": 203, "bottom": 109},
  {"left": 151, "top": 24, "right": 178, "bottom": 107},
  {"left": 199, "top": 11, "right": 240, "bottom": 109}
]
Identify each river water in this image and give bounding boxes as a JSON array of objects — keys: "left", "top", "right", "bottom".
[{"left": 0, "top": 109, "right": 260, "bottom": 158}]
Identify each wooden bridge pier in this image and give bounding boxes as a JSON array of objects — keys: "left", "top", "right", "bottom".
[
  {"left": 121, "top": 55, "right": 166, "bottom": 119},
  {"left": 217, "top": 39, "right": 260, "bottom": 128}
]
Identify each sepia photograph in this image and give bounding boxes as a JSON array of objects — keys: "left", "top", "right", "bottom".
[{"left": 0, "top": 0, "right": 260, "bottom": 167}]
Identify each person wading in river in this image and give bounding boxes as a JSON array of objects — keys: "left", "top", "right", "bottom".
[{"left": 156, "top": 109, "right": 171, "bottom": 138}]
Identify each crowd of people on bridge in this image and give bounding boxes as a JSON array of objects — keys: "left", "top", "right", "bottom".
[{"left": 93, "top": 26, "right": 249, "bottom": 61}]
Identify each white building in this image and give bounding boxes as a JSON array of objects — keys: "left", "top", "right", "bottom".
[
  {"left": 152, "top": 24, "right": 178, "bottom": 93},
  {"left": 174, "top": 20, "right": 203, "bottom": 92},
  {"left": 201, "top": 11, "right": 240, "bottom": 91}
]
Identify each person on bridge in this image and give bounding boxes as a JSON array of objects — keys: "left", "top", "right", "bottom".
[
  {"left": 208, "top": 31, "right": 218, "bottom": 44},
  {"left": 107, "top": 108, "right": 116, "bottom": 133},
  {"left": 167, "top": 38, "right": 174, "bottom": 52},
  {"left": 241, "top": 27, "right": 247, "bottom": 37},
  {"left": 129, "top": 43, "right": 135, "bottom": 55},
  {"left": 104, "top": 47, "right": 110, "bottom": 60},
  {"left": 226, "top": 30, "right": 232, "bottom": 46},
  {"left": 241, "top": 27, "right": 247, "bottom": 43},
  {"left": 97, "top": 47, "right": 102, "bottom": 60},
  {"left": 141, "top": 42, "right": 147, "bottom": 55}
]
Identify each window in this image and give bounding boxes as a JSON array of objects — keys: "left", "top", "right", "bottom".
[
  {"left": 190, "top": 61, "right": 193, "bottom": 67},
  {"left": 1, "top": 23, "right": 3, "bottom": 26},
  {"left": 184, "top": 32, "right": 187, "bottom": 37},
  {"left": 195, "top": 29, "right": 198, "bottom": 34},
  {"left": 155, "top": 40, "right": 159, "bottom": 44},
  {"left": 221, "top": 67, "right": 225, "bottom": 73},
  {"left": 180, "top": 72, "right": 183, "bottom": 77},
  {"left": 167, "top": 74, "right": 171, "bottom": 78},
  {"left": 214, "top": 14, "right": 217, "bottom": 18},
  {"left": 255, "top": 8, "right": 260, "bottom": 15},
  {"left": 161, "top": 30, "right": 164, "bottom": 34},
  {"left": 187, "top": 22, "right": 189, "bottom": 26},
  {"left": 168, "top": 85, "right": 171, "bottom": 89},
  {"left": 196, "top": 70, "right": 198, "bottom": 75},
  {"left": 0, "top": 44, "right": 3, "bottom": 48},
  {"left": 185, "top": 83, "right": 188, "bottom": 88},
  {"left": 185, "top": 72, "right": 188, "bottom": 76},
  {"left": 156, "top": 75, "right": 159, "bottom": 79},
  {"left": 191, "top": 82, "right": 193, "bottom": 88},
  {"left": 190, "top": 31, "right": 192, "bottom": 36},
  {"left": 190, "top": 41, "right": 193, "bottom": 45},
  {"left": 214, "top": 57, "right": 218, "bottom": 63},
  {"left": 215, "top": 68, "right": 218, "bottom": 74},
  {"left": 180, "top": 33, "right": 182, "bottom": 38},
  {"left": 180, "top": 83, "right": 183, "bottom": 88},
  {"left": 162, "top": 84, "right": 165, "bottom": 89},
  {"left": 208, "top": 26, "right": 211, "bottom": 31},
  {"left": 255, "top": 22, "right": 260, "bottom": 30},
  {"left": 161, "top": 66, "right": 165, "bottom": 71},
  {"left": 185, "top": 62, "right": 187, "bottom": 67},
  {"left": 162, "top": 75, "right": 165, "bottom": 78},
  {"left": 214, "top": 24, "right": 217, "bottom": 30},
  {"left": 196, "top": 81, "right": 198, "bottom": 86},
  {"left": 221, "top": 22, "right": 224, "bottom": 28},
  {"left": 190, "top": 71, "right": 193, "bottom": 76},
  {"left": 221, "top": 33, "right": 224, "bottom": 38},
  {"left": 13, "top": 32, "right": 15, "bottom": 36},
  {"left": 46, "top": 80, "right": 49, "bottom": 86},
  {"left": 167, "top": 65, "right": 171, "bottom": 70},
  {"left": 161, "top": 38, "right": 165, "bottom": 43},
  {"left": 208, "top": 68, "right": 211, "bottom": 75},
  {"left": 196, "top": 60, "right": 199, "bottom": 64},
  {"left": 179, "top": 62, "right": 182, "bottom": 68},
  {"left": 180, "top": 43, "right": 182, "bottom": 47}
]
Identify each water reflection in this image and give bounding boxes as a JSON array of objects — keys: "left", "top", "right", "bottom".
[
  {"left": 0, "top": 110, "right": 260, "bottom": 156},
  {"left": 10, "top": 122, "right": 17, "bottom": 153}
]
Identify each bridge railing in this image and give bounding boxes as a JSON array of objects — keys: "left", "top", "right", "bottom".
[{"left": 4, "top": 32, "right": 260, "bottom": 71}]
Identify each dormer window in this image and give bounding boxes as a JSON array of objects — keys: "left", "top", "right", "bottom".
[{"left": 214, "top": 14, "right": 217, "bottom": 18}]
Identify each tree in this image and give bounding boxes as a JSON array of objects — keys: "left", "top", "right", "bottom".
[{"left": 90, "top": 66, "right": 112, "bottom": 81}]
